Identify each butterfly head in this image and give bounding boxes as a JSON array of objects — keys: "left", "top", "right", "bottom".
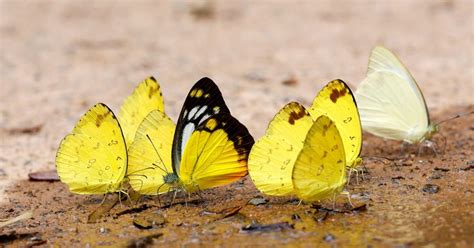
[
  {"left": 424, "top": 124, "right": 439, "bottom": 141},
  {"left": 163, "top": 172, "right": 179, "bottom": 186}
]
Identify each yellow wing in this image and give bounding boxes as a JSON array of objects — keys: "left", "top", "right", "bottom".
[
  {"left": 118, "top": 77, "right": 165, "bottom": 146},
  {"left": 55, "top": 103, "right": 127, "bottom": 194},
  {"left": 178, "top": 114, "right": 254, "bottom": 192},
  {"left": 292, "top": 115, "right": 346, "bottom": 202},
  {"left": 248, "top": 102, "right": 313, "bottom": 196},
  {"left": 309, "top": 79, "right": 362, "bottom": 169},
  {"left": 127, "top": 110, "right": 176, "bottom": 195}
]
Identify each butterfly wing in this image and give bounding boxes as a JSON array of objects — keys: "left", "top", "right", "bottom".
[
  {"left": 292, "top": 115, "right": 346, "bottom": 202},
  {"left": 56, "top": 103, "right": 127, "bottom": 194},
  {"left": 118, "top": 76, "right": 165, "bottom": 146},
  {"left": 355, "top": 46, "right": 430, "bottom": 143},
  {"left": 248, "top": 102, "right": 313, "bottom": 196},
  {"left": 172, "top": 77, "right": 230, "bottom": 174},
  {"left": 178, "top": 113, "right": 254, "bottom": 192},
  {"left": 127, "top": 110, "right": 176, "bottom": 195},
  {"left": 309, "top": 79, "right": 362, "bottom": 169}
]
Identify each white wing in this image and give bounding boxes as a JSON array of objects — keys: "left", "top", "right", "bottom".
[{"left": 355, "top": 46, "right": 430, "bottom": 143}]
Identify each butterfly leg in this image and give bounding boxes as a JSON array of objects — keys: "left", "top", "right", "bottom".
[
  {"left": 119, "top": 190, "right": 132, "bottom": 206},
  {"left": 355, "top": 169, "right": 360, "bottom": 185},
  {"left": 170, "top": 188, "right": 179, "bottom": 207},
  {"left": 418, "top": 140, "right": 438, "bottom": 157},
  {"left": 181, "top": 189, "right": 188, "bottom": 207},
  {"left": 155, "top": 183, "right": 166, "bottom": 207},
  {"left": 343, "top": 191, "right": 354, "bottom": 208},
  {"left": 347, "top": 169, "right": 353, "bottom": 185},
  {"left": 99, "top": 194, "right": 108, "bottom": 206},
  {"left": 195, "top": 184, "right": 205, "bottom": 202}
]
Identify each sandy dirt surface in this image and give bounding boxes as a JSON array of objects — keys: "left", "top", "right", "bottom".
[{"left": 1, "top": 0, "right": 473, "bottom": 247}]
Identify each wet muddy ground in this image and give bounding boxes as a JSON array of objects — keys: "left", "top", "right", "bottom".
[
  {"left": 1, "top": 1, "right": 473, "bottom": 247},
  {"left": 1, "top": 106, "right": 473, "bottom": 247}
]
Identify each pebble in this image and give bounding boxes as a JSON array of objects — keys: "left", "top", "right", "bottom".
[
  {"left": 248, "top": 198, "right": 268, "bottom": 206},
  {"left": 422, "top": 184, "right": 440, "bottom": 194},
  {"left": 323, "top": 233, "right": 336, "bottom": 242}
]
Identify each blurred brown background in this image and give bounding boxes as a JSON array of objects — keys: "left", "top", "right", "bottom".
[{"left": 0, "top": 0, "right": 473, "bottom": 196}]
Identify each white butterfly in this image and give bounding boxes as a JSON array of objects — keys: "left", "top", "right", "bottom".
[{"left": 355, "top": 46, "right": 438, "bottom": 144}]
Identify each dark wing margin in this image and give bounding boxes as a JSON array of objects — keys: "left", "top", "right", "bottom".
[
  {"left": 188, "top": 113, "right": 255, "bottom": 184},
  {"left": 171, "top": 77, "right": 231, "bottom": 174}
]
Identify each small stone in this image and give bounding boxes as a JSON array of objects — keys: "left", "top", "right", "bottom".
[
  {"left": 29, "top": 236, "right": 42, "bottom": 241},
  {"left": 99, "top": 227, "right": 109, "bottom": 233},
  {"left": 248, "top": 198, "right": 268, "bottom": 206},
  {"left": 323, "top": 233, "right": 336, "bottom": 242},
  {"left": 422, "top": 184, "right": 440, "bottom": 194}
]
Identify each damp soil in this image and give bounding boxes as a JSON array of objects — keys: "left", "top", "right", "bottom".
[{"left": 1, "top": 106, "right": 473, "bottom": 247}]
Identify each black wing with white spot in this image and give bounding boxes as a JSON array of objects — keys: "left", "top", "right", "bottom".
[{"left": 171, "top": 77, "right": 230, "bottom": 174}]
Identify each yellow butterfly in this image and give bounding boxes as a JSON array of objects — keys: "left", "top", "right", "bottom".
[
  {"left": 248, "top": 102, "right": 313, "bottom": 196},
  {"left": 56, "top": 77, "right": 164, "bottom": 194},
  {"left": 248, "top": 79, "right": 362, "bottom": 196},
  {"left": 308, "top": 79, "right": 363, "bottom": 171},
  {"left": 248, "top": 102, "right": 347, "bottom": 202},
  {"left": 127, "top": 77, "right": 254, "bottom": 195},
  {"left": 118, "top": 76, "right": 165, "bottom": 146},
  {"left": 56, "top": 103, "right": 128, "bottom": 194},
  {"left": 292, "top": 114, "right": 347, "bottom": 202}
]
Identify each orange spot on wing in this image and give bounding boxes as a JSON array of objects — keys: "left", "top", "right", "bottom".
[
  {"left": 148, "top": 86, "right": 159, "bottom": 98},
  {"left": 288, "top": 105, "right": 309, "bottom": 125},
  {"left": 329, "top": 88, "right": 347, "bottom": 103},
  {"left": 95, "top": 112, "right": 111, "bottom": 127}
]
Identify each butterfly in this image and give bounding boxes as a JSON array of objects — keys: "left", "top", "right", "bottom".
[
  {"left": 308, "top": 79, "right": 363, "bottom": 171},
  {"left": 248, "top": 102, "right": 347, "bottom": 201},
  {"left": 354, "top": 46, "right": 437, "bottom": 145},
  {"left": 127, "top": 77, "right": 254, "bottom": 195},
  {"left": 248, "top": 79, "right": 361, "bottom": 196},
  {"left": 56, "top": 77, "right": 164, "bottom": 194},
  {"left": 292, "top": 114, "right": 347, "bottom": 202}
]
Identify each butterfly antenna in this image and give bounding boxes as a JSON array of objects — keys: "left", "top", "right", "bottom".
[
  {"left": 127, "top": 177, "right": 144, "bottom": 196},
  {"left": 146, "top": 134, "right": 169, "bottom": 173},
  {"left": 436, "top": 110, "right": 474, "bottom": 126},
  {"left": 152, "top": 163, "right": 169, "bottom": 174},
  {"left": 118, "top": 191, "right": 124, "bottom": 208}
]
